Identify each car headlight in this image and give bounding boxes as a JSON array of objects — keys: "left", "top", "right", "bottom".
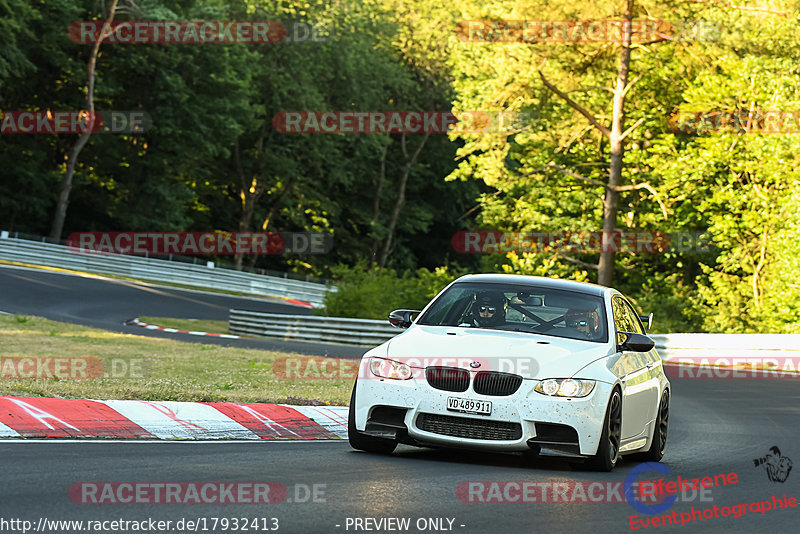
[
  {"left": 535, "top": 378, "right": 595, "bottom": 398},
  {"left": 369, "top": 357, "right": 413, "bottom": 380}
]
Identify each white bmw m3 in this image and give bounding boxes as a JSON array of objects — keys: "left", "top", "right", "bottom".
[{"left": 348, "top": 274, "right": 670, "bottom": 471}]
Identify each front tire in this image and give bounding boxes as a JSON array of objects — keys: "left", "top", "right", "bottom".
[
  {"left": 348, "top": 383, "right": 397, "bottom": 454},
  {"left": 588, "top": 388, "right": 622, "bottom": 471}
]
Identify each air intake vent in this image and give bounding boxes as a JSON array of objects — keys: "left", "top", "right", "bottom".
[
  {"left": 532, "top": 422, "right": 579, "bottom": 444},
  {"left": 416, "top": 413, "right": 522, "bottom": 441}
]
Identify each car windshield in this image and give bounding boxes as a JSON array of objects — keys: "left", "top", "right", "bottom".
[{"left": 417, "top": 282, "right": 608, "bottom": 343}]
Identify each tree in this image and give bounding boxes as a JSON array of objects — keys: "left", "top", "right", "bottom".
[
  {"left": 450, "top": 0, "right": 693, "bottom": 286},
  {"left": 50, "top": 0, "right": 122, "bottom": 239},
  {"left": 0, "top": 0, "right": 85, "bottom": 233}
]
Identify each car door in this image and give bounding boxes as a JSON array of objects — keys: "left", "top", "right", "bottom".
[
  {"left": 622, "top": 299, "right": 662, "bottom": 430},
  {"left": 612, "top": 296, "right": 657, "bottom": 440}
]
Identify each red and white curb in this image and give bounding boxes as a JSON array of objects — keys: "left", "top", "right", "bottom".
[
  {"left": 126, "top": 318, "right": 241, "bottom": 339},
  {"left": 0, "top": 397, "right": 347, "bottom": 440}
]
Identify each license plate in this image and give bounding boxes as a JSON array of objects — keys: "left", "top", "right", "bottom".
[{"left": 447, "top": 396, "right": 492, "bottom": 416}]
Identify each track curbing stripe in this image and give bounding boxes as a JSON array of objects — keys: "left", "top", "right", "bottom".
[
  {"left": 281, "top": 405, "right": 349, "bottom": 439},
  {"left": 0, "top": 397, "right": 347, "bottom": 441},
  {"left": 0, "top": 420, "right": 21, "bottom": 437},
  {"left": 125, "top": 318, "right": 242, "bottom": 340}
]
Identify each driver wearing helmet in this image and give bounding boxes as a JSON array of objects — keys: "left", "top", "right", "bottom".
[
  {"left": 468, "top": 291, "right": 506, "bottom": 328},
  {"left": 565, "top": 308, "right": 600, "bottom": 339}
]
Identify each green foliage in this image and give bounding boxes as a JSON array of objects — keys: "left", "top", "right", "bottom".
[
  {"left": 444, "top": 0, "right": 800, "bottom": 333},
  {"left": 322, "top": 262, "right": 467, "bottom": 319},
  {"left": 0, "top": 0, "right": 37, "bottom": 84},
  {"left": 0, "top": 0, "right": 478, "bottom": 279},
  {"left": 2, "top": 0, "right": 799, "bottom": 333}
]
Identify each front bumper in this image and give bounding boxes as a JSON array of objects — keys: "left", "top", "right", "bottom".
[{"left": 353, "top": 367, "right": 614, "bottom": 457}]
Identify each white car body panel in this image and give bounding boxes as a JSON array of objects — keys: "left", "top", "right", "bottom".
[{"left": 351, "top": 274, "right": 670, "bottom": 460}]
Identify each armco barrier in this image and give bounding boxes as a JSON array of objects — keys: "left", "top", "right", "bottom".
[
  {"left": 228, "top": 310, "right": 399, "bottom": 346},
  {"left": 651, "top": 333, "right": 800, "bottom": 361},
  {"left": 228, "top": 309, "right": 800, "bottom": 353},
  {"left": 0, "top": 233, "right": 331, "bottom": 307}
]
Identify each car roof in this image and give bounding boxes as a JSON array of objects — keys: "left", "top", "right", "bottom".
[{"left": 452, "top": 274, "right": 608, "bottom": 297}]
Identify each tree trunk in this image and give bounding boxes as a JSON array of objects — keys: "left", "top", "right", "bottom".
[
  {"left": 49, "top": 0, "right": 119, "bottom": 240},
  {"left": 597, "top": 0, "right": 633, "bottom": 287},
  {"left": 369, "top": 144, "right": 388, "bottom": 263},
  {"left": 233, "top": 138, "right": 264, "bottom": 270},
  {"left": 378, "top": 132, "right": 429, "bottom": 269},
  {"left": 259, "top": 178, "right": 294, "bottom": 233},
  {"left": 236, "top": 178, "right": 293, "bottom": 270}
]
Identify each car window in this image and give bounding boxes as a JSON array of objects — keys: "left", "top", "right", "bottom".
[
  {"left": 612, "top": 296, "right": 635, "bottom": 345},
  {"left": 416, "top": 282, "right": 608, "bottom": 343},
  {"left": 622, "top": 300, "right": 645, "bottom": 334},
  {"left": 417, "top": 288, "right": 465, "bottom": 326}
]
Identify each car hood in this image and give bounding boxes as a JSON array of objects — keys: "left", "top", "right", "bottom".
[{"left": 384, "top": 325, "right": 613, "bottom": 379}]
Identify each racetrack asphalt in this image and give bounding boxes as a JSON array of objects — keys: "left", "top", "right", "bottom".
[
  {"left": 0, "top": 264, "right": 365, "bottom": 358},
  {"left": 1, "top": 377, "right": 798, "bottom": 533}
]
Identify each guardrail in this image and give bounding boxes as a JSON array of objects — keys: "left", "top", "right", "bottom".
[
  {"left": 229, "top": 309, "right": 800, "bottom": 354},
  {"left": 651, "top": 333, "right": 800, "bottom": 366},
  {"left": 0, "top": 233, "right": 332, "bottom": 307},
  {"left": 228, "top": 310, "right": 399, "bottom": 346}
]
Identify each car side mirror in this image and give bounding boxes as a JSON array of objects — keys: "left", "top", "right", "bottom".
[
  {"left": 639, "top": 313, "right": 653, "bottom": 331},
  {"left": 618, "top": 332, "right": 655, "bottom": 352},
  {"left": 388, "top": 309, "right": 421, "bottom": 329}
]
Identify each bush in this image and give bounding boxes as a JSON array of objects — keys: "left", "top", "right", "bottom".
[{"left": 322, "top": 263, "right": 466, "bottom": 319}]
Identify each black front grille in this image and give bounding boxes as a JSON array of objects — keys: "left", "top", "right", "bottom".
[
  {"left": 473, "top": 371, "right": 523, "bottom": 396},
  {"left": 425, "top": 366, "right": 470, "bottom": 392},
  {"left": 416, "top": 413, "right": 522, "bottom": 441}
]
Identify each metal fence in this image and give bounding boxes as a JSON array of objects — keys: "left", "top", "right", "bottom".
[
  {"left": 0, "top": 233, "right": 331, "bottom": 306},
  {"left": 228, "top": 310, "right": 400, "bottom": 346},
  {"left": 229, "top": 309, "right": 800, "bottom": 357},
  {"left": 651, "top": 333, "right": 800, "bottom": 363}
]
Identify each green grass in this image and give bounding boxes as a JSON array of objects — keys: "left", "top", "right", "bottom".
[{"left": 0, "top": 314, "right": 352, "bottom": 405}]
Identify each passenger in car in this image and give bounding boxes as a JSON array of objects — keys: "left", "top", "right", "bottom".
[{"left": 565, "top": 309, "right": 601, "bottom": 340}]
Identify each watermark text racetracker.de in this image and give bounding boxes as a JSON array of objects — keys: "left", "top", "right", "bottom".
[
  {"left": 272, "top": 110, "right": 537, "bottom": 134},
  {"left": 0, "top": 482, "right": 330, "bottom": 532},
  {"left": 272, "top": 356, "right": 539, "bottom": 380},
  {"left": 668, "top": 109, "right": 800, "bottom": 134},
  {"left": 0, "top": 516, "right": 280, "bottom": 533},
  {"left": 664, "top": 356, "right": 800, "bottom": 379},
  {"left": 455, "top": 19, "right": 720, "bottom": 43},
  {"left": 456, "top": 480, "right": 713, "bottom": 504},
  {"left": 67, "top": 232, "right": 332, "bottom": 255},
  {"left": 69, "top": 481, "right": 325, "bottom": 504},
  {"left": 0, "top": 357, "right": 149, "bottom": 379},
  {"left": 68, "top": 21, "right": 332, "bottom": 44},
  {"left": 452, "top": 230, "right": 714, "bottom": 254},
  {"left": 1, "top": 111, "right": 151, "bottom": 134}
]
